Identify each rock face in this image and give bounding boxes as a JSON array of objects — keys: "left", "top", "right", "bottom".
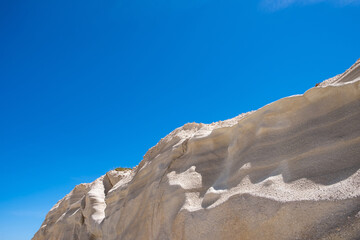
[{"left": 33, "top": 60, "right": 360, "bottom": 240}]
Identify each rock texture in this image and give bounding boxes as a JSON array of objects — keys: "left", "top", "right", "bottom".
[{"left": 33, "top": 60, "right": 360, "bottom": 240}]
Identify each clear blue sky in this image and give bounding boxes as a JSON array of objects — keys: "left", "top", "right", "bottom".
[{"left": 0, "top": 0, "right": 359, "bottom": 239}]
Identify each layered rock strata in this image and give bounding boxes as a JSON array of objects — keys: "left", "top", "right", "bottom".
[{"left": 33, "top": 59, "right": 360, "bottom": 240}]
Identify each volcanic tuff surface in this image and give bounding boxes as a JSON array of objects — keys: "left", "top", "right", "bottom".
[{"left": 34, "top": 60, "right": 360, "bottom": 240}]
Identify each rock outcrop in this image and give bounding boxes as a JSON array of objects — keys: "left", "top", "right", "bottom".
[{"left": 33, "top": 59, "right": 360, "bottom": 240}]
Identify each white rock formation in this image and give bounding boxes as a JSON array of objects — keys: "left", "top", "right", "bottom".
[{"left": 33, "top": 59, "right": 360, "bottom": 240}]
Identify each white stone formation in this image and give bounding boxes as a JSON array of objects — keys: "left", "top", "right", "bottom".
[{"left": 33, "top": 59, "right": 360, "bottom": 240}]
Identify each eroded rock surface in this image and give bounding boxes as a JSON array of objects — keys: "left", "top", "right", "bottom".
[{"left": 33, "top": 60, "right": 360, "bottom": 240}]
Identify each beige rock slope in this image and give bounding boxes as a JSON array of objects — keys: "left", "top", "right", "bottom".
[{"left": 33, "top": 60, "right": 360, "bottom": 240}]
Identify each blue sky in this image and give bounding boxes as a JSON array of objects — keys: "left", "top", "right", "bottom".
[{"left": 0, "top": 0, "right": 359, "bottom": 239}]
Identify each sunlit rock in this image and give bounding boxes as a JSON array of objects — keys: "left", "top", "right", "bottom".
[{"left": 33, "top": 59, "right": 360, "bottom": 240}]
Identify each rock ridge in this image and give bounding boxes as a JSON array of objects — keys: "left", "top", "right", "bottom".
[{"left": 33, "top": 59, "right": 360, "bottom": 240}]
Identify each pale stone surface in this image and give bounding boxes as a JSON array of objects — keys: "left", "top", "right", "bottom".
[{"left": 33, "top": 59, "right": 360, "bottom": 240}]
